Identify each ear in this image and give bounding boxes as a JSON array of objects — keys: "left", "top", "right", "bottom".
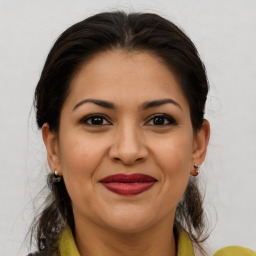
[
  {"left": 191, "top": 119, "right": 210, "bottom": 170},
  {"left": 42, "top": 123, "right": 62, "bottom": 175}
]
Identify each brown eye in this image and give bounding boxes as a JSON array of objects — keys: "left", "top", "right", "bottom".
[
  {"left": 153, "top": 116, "right": 165, "bottom": 125},
  {"left": 80, "top": 114, "right": 111, "bottom": 126},
  {"left": 90, "top": 116, "right": 104, "bottom": 125},
  {"left": 146, "top": 114, "right": 177, "bottom": 126}
]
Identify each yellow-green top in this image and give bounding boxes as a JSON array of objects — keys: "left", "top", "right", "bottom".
[{"left": 57, "top": 226, "right": 255, "bottom": 256}]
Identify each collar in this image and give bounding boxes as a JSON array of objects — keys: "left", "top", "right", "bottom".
[{"left": 58, "top": 226, "right": 194, "bottom": 256}]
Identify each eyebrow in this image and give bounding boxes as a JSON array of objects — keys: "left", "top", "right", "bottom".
[
  {"left": 73, "top": 98, "right": 182, "bottom": 111},
  {"left": 142, "top": 99, "right": 182, "bottom": 110},
  {"left": 73, "top": 99, "right": 115, "bottom": 111}
]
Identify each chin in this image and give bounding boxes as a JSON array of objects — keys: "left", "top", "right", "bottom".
[{"left": 99, "top": 205, "right": 161, "bottom": 234}]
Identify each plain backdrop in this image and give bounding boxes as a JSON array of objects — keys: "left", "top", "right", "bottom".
[{"left": 0, "top": 0, "right": 255, "bottom": 255}]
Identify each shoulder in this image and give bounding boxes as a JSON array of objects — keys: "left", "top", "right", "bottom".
[{"left": 213, "top": 246, "right": 256, "bottom": 256}]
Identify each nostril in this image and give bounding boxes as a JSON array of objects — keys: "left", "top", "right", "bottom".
[{"left": 113, "top": 157, "right": 144, "bottom": 165}]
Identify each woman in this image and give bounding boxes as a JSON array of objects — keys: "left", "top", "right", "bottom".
[{"left": 28, "top": 11, "right": 255, "bottom": 256}]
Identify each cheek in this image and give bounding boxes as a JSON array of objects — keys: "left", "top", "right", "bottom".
[
  {"left": 154, "top": 131, "right": 193, "bottom": 172},
  {"left": 152, "top": 132, "right": 193, "bottom": 205},
  {"left": 59, "top": 131, "right": 107, "bottom": 175},
  {"left": 58, "top": 132, "right": 107, "bottom": 207}
]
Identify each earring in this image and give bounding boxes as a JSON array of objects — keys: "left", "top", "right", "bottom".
[
  {"left": 191, "top": 164, "right": 200, "bottom": 176},
  {"left": 53, "top": 170, "right": 62, "bottom": 183}
]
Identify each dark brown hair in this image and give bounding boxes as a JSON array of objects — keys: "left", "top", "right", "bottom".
[{"left": 32, "top": 11, "right": 209, "bottom": 255}]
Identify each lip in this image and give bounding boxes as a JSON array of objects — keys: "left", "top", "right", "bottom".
[{"left": 100, "top": 174, "right": 157, "bottom": 196}]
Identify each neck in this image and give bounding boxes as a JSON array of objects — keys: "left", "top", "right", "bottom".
[{"left": 74, "top": 214, "right": 176, "bottom": 256}]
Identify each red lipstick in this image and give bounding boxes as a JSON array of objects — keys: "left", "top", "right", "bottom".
[{"left": 100, "top": 174, "right": 157, "bottom": 196}]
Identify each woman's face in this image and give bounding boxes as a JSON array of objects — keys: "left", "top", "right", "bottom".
[{"left": 44, "top": 50, "right": 207, "bottom": 233}]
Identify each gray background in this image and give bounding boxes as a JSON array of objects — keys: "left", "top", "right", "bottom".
[{"left": 0, "top": 0, "right": 255, "bottom": 255}]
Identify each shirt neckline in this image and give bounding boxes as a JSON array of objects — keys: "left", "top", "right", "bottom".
[{"left": 58, "top": 226, "right": 194, "bottom": 256}]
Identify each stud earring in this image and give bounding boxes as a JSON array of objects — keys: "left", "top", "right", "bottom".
[
  {"left": 53, "top": 170, "right": 62, "bottom": 183},
  {"left": 194, "top": 164, "right": 200, "bottom": 169},
  {"left": 191, "top": 164, "right": 200, "bottom": 176}
]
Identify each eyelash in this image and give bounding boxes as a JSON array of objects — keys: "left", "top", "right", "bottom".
[
  {"left": 146, "top": 114, "right": 177, "bottom": 126},
  {"left": 79, "top": 114, "right": 177, "bottom": 127}
]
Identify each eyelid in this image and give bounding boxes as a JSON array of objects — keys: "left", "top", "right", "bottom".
[
  {"left": 145, "top": 114, "right": 177, "bottom": 126},
  {"left": 79, "top": 114, "right": 112, "bottom": 126},
  {"left": 78, "top": 113, "right": 177, "bottom": 127}
]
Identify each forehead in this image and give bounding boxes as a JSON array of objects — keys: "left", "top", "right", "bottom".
[{"left": 66, "top": 50, "right": 189, "bottom": 110}]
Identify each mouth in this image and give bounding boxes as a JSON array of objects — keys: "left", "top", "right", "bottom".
[{"left": 99, "top": 173, "right": 157, "bottom": 196}]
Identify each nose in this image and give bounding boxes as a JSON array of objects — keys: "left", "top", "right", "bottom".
[{"left": 109, "top": 124, "right": 149, "bottom": 165}]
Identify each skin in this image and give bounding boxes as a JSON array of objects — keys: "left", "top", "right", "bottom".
[{"left": 42, "top": 50, "right": 210, "bottom": 256}]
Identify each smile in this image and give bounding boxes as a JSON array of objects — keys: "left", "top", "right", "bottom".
[{"left": 100, "top": 174, "right": 157, "bottom": 196}]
